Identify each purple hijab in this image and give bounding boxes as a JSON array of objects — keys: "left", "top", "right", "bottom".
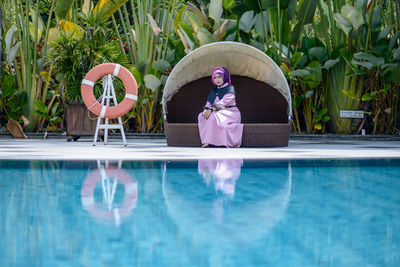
[
  {"left": 207, "top": 67, "right": 235, "bottom": 104},
  {"left": 212, "top": 67, "right": 231, "bottom": 86}
]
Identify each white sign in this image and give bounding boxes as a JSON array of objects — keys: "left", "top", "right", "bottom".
[{"left": 340, "top": 110, "right": 364, "bottom": 119}]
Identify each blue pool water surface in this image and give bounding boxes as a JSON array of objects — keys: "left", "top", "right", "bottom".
[{"left": 0, "top": 159, "right": 399, "bottom": 266}]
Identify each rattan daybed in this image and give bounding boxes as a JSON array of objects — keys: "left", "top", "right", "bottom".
[{"left": 161, "top": 42, "right": 291, "bottom": 147}]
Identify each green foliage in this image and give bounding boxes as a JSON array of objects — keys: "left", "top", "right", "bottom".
[
  {"left": 1, "top": 0, "right": 399, "bottom": 135},
  {"left": 48, "top": 30, "right": 128, "bottom": 101},
  {"left": 3, "top": 25, "right": 22, "bottom": 65},
  {"left": 55, "top": 0, "right": 75, "bottom": 20},
  {"left": 0, "top": 0, "right": 58, "bottom": 131},
  {"left": 175, "top": 1, "right": 239, "bottom": 53},
  {"left": 239, "top": 10, "right": 256, "bottom": 33},
  {"left": 0, "top": 74, "right": 28, "bottom": 122},
  {"left": 34, "top": 99, "right": 63, "bottom": 131},
  {"left": 152, "top": 59, "right": 171, "bottom": 73},
  {"left": 312, "top": 108, "right": 330, "bottom": 130},
  {"left": 114, "top": 0, "right": 184, "bottom": 133},
  {"left": 144, "top": 74, "right": 162, "bottom": 93},
  {"left": 288, "top": 36, "right": 328, "bottom": 133},
  {"left": 261, "top": 0, "right": 290, "bottom": 10}
]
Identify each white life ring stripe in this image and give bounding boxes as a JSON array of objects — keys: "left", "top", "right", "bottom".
[
  {"left": 113, "top": 64, "right": 121, "bottom": 77},
  {"left": 125, "top": 183, "right": 137, "bottom": 194},
  {"left": 100, "top": 106, "right": 107, "bottom": 118},
  {"left": 82, "top": 79, "right": 95, "bottom": 87},
  {"left": 125, "top": 94, "right": 138, "bottom": 100},
  {"left": 113, "top": 208, "right": 121, "bottom": 225},
  {"left": 82, "top": 197, "right": 94, "bottom": 206}
]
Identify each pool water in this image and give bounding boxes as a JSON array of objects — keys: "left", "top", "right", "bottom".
[{"left": 0, "top": 159, "right": 399, "bottom": 266}]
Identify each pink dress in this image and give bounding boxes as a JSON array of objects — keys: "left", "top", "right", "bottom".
[
  {"left": 198, "top": 93, "right": 243, "bottom": 147},
  {"left": 198, "top": 159, "right": 243, "bottom": 195}
]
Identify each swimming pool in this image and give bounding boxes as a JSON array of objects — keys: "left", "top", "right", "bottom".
[{"left": 0, "top": 159, "right": 399, "bottom": 266}]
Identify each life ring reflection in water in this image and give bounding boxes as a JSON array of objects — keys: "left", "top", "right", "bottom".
[{"left": 81, "top": 165, "right": 138, "bottom": 225}]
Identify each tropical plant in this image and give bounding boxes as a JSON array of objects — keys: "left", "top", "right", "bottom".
[
  {"left": 114, "top": 0, "right": 185, "bottom": 132},
  {"left": 284, "top": 37, "right": 330, "bottom": 133},
  {"left": 0, "top": 73, "right": 28, "bottom": 123},
  {"left": 34, "top": 99, "right": 64, "bottom": 132},
  {"left": 314, "top": 0, "right": 399, "bottom": 133},
  {"left": 250, "top": 0, "right": 399, "bottom": 134},
  {"left": 342, "top": 1, "right": 400, "bottom": 134},
  {"left": 48, "top": 29, "right": 128, "bottom": 101},
  {"left": 52, "top": 0, "right": 129, "bottom": 37},
  {"left": 173, "top": 0, "right": 239, "bottom": 52},
  {"left": 0, "top": 4, "right": 2, "bottom": 78},
  {"left": 0, "top": 0, "right": 130, "bottom": 132},
  {"left": 230, "top": 0, "right": 318, "bottom": 62},
  {"left": 0, "top": 0, "right": 56, "bottom": 132}
]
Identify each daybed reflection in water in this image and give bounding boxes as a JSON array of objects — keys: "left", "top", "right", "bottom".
[
  {"left": 162, "top": 159, "right": 292, "bottom": 245},
  {"left": 81, "top": 160, "right": 138, "bottom": 226}
]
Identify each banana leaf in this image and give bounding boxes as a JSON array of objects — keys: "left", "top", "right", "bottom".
[
  {"left": 239, "top": 10, "right": 256, "bottom": 33},
  {"left": 58, "top": 20, "right": 84, "bottom": 38},
  {"left": 196, "top": 26, "right": 215, "bottom": 46},
  {"left": 93, "top": 0, "right": 129, "bottom": 20},
  {"left": 209, "top": 0, "right": 223, "bottom": 23},
  {"left": 340, "top": 4, "right": 364, "bottom": 31},
  {"left": 55, "top": 0, "right": 75, "bottom": 20}
]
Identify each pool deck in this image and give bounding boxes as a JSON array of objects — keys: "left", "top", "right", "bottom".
[{"left": 1, "top": 136, "right": 399, "bottom": 161}]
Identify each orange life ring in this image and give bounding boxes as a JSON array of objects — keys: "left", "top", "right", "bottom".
[
  {"left": 81, "top": 63, "right": 138, "bottom": 119},
  {"left": 81, "top": 166, "right": 138, "bottom": 222}
]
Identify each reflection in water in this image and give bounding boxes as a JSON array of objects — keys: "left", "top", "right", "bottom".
[
  {"left": 1, "top": 160, "right": 399, "bottom": 265},
  {"left": 198, "top": 159, "right": 243, "bottom": 196},
  {"left": 81, "top": 160, "right": 137, "bottom": 226},
  {"left": 162, "top": 159, "right": 292, "bottom": 247},
  {"left": 198, "top": 159, "right": 243, "bottom": 223}
]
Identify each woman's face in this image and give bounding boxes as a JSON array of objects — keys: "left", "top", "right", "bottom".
[{"left": 213, "top": 73, "right": 224, "bottom": 86}]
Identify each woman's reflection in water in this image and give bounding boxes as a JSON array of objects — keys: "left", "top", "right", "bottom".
[{"left": 198, "top": 159, "right": 243, "bottom": 222}]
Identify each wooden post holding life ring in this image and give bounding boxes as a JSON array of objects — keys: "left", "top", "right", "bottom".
[
  {"left": 81, "top": 63, "right": 138, "bottom": 119},
  {"left": 81, "top": 166, "right": 138, "bottom": 222}
]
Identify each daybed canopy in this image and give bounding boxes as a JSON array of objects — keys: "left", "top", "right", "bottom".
[
  {"left": 162, "top": 41, "right": 292, "bottom": 117},
  {"left": 161, "top": 41, "right": 292, "bottom": 147}
]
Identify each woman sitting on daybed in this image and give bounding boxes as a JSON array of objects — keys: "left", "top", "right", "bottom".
[{"left": 198, "top": 67, "right": 243, "bottom": 148}]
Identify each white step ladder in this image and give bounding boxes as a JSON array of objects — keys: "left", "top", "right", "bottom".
[{"left": 93, "top": 74, "right": 127, "bottom": 146}]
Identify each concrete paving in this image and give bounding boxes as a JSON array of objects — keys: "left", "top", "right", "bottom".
[{"left": 0, "top": 137, "right": 399, "bottom": 160}]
